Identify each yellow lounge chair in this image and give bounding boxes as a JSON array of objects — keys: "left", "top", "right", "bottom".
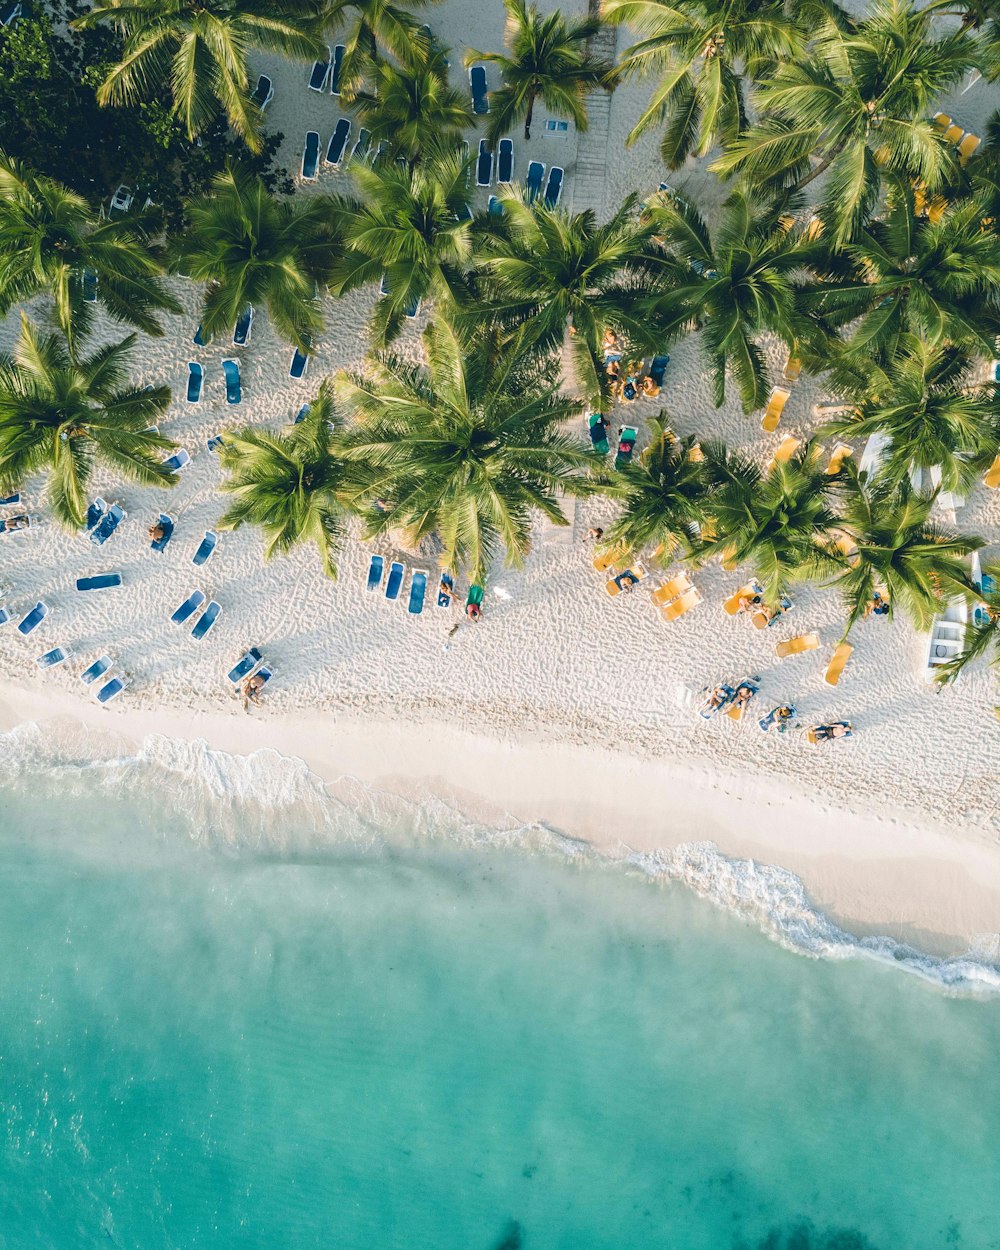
[
  {"left": 761, "top": 386, "right": 791, "bottom": 433},
  {"left": 927, "top": 196, "right": 947, "bottom": 224},
  {"left": 942, "top": 123, "right": 964, "bottom": 146},
  {"left": 825, "top": 444, "right": 853, "bottom": 475},
  {"left": 933, "top": 112, "right": 952, "bottom": 132},
  {"left": 783, "top": 357, "right": 802, "bottom": 383},
  {"left": 652, "top": 572, "right": 692, "bottom": 606},
  {"left": 824, "top": 642, "right": 853, "bottom": 687},
  {"left": 661, "top": 587, "right": 702, "bottom": 621},
  {"left": 605, "top": 562, "right": 647, "bottom": 597},
  {"left": 774, "top": 632, "right": 820, "bottom": 659},
  {"left": 592, "top": 544, "right": 630, "bottom": 574},
  {"left": 984, "top": 453, "right": 1000, "bottom": 489},
  {"left": 806, "top": 216, "right": 824, "bottom": 242},
  {"left": 806, "top": 728, "right": 820, "bottom": 745},
  {"left": 768, "top": 436, "right": 801, "bottom": 470},
  {"left": 724, "top": 582, "right": 758, "bottom": 615},
  {"left": 958, "top": 133, "right": 980, "bottom": 165}
]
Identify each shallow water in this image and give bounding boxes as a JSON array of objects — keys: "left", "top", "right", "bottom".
[{"left": 1, "top": 732, "right": 999, "bottom": 1250}]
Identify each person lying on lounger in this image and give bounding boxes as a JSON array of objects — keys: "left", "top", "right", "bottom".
[
  {"left": 706, "top": 685, "right": 731, "bottom": 712},
  {"left": 148, "top": 521, "right": 166, "bottom": 543},
  {"left": 738, "top": 592, "right": 762, "bottom": 613},
  {"left": 466, "top": 601, "right": 481, "bottom": 622},
  {"left": 760, "top": 705, "right": 796, "bottom": 733},
  {"left": 732, "top": 682, "right": 757, "bottom": 712},
  {"left": 813, "top": 721, "right": 852, "bottom": 741},
  {"left": 615, "top": 573, "right": 637, "bottom": 593},
  {"left": 2, "top": 514, "right": 29, "bottom": 532},
  {"left": 863, "top": 591, "right": 890, "bottom": 618},
  {"left": 438, "top": 577, "right": 453, "bottom": 605},
  {"left": 641, "top": 376, "right": 660, "bottom": 398}
]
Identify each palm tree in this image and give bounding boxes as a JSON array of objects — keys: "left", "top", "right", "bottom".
[
  {"left": 604, "top": 0, "right": 808, "bottom": 168},
  {"left": 0, "top": 315, "right": 176, "bottom": 529},
  {"left": 0, "top": 155, "right": 180, "bottom": 352},
  {"left": 329, "top": 154, "right": 473, "bottom": 348},
  {"left": 473, "top": 191, "right": 669, "bottom": 404},
  {"left": 820, "top": 337, "right": 1000, "bottom": 496},
  {"left": 466, "top": 0, "right": 612, "bottom": 143},
  {"left": 216, "top": 381, "right": 352, "bottom": 578},
  {"left": 711, "top": 0, "right": 979, "bottom": 246},
  {"left": 335, "top": 320, "right": 593, "bottom": 579},
  {"left": 321, "top": 0, "right": 437, "bottom": 96},
  {"left": 346, "top": 54, "right": 473, "bottom": 168},
  {"left": 644, "top": 187, "right": 826, "bottom": 410},
  {"left": 73, "top": 0, "right": 326, "bottom": 153},
  {"left": 832, "top": 464, "right": 981, "bottom": 633},
  {"left": 699, "top": 438, "right": 841, "bottom": 603},
  {"left": 601, "top": 418, "right": 711, "bottom": 563},
  {"left": 171, "top": 166, "right": 336, "bottom": 351},
  {"left": 933, "top": 573, "right": 1000, "bottom": 684}
]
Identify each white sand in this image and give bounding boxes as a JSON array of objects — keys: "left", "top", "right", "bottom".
[{"left": 1, "top": 4, "right": 1000, "bottom": 959}]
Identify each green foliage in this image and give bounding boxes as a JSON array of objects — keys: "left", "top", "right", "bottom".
[{"left": 322, "top": 0, "right": 439, "bottom": 97}]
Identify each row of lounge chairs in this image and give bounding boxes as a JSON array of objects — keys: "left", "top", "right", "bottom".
[
  {"left": 308, "top": 45, "right": 346, "bottom": 95},
  {"left": 186, "top": 358, "right": 241, "bottom": 403},
  {"left": 932, "top": 112, "right": 980, "bottom": 166},
  {"left": 366, "top": 555, "right": 431, "bottom": 614},
  {"left": 170, "top": 590, "right": 222, "bottom": 639}
]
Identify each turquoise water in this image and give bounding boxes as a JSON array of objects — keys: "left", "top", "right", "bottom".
[{"left": 1, "top": 731, "right": 999, "bottom": 1250}]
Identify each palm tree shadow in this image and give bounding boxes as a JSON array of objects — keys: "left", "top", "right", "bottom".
[{"left": 489, "top": 1219, "right": 523, "bottom": 1250}]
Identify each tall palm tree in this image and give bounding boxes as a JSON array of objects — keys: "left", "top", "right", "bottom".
[
  {"left": 601, "top": 418, "right": 711, "bottom": 563},
  {"left": 321, "top": 0, "right": 436, "bottom": 96},
  {"left": 699, "top": 438, "right": 841, "bottom": 602},
  {"left": 335, "top": 320, "right": 593, "bottom": 579},
  {"left": 329, "top": 154, "right": 473, "bottom": 348},
  {"left": 216, "top": 381, "right": 352, "bottom": 578},
  {"left": 171, "top": 166, "right": 336, "bottom": 351},
  {"left": 820, "top": 338, "right": 1000, "bottom": 496},
  {"left": 0, "top": 155, "right": 180, "bottom": 352},
  {"left": 346, "top": 54, "right": 473, "bottom": 168},
  {"left": 711, "top": 0, "right": 978, "bottom": 246},
  {"left": 644, "top": 187, "right": 826, "bottom": 410},
  {"left": 73, "top": 0, "right": 326, "bottom": 153},
  {"left": 604, "top": 0, "right": 808, "bottom": 168},
  {"left": 832, "top": 464, "right": 981, "bottom": 632},
  {"left": 473, "top": 191, "right": 669, "bottom": 404},
  {"left": 0, "top": 315, "right": 176, "bottom": 530},
  {"left": 466, "top": 0, "right": 612, "bottom": 143},
  {"left": 933, "top": 573, "right": 1000, "bottom": 684}
]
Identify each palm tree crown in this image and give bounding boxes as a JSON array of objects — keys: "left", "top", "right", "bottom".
[
  {"left": 347, "top": 54, "right": 473, "bottom": 168},
  {"left": 0, "top": 315, "right": 176, "bottom": 529},
  {"left": 322, "top": 0, "right": 437, "bottom": 97}
]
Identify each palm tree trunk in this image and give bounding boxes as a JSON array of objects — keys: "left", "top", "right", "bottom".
[
  {"left": 524, "top": 91, "right": 535, "bottom": 140},
  {"left": 793, "top": 147, "right": 841, "bottom": 193}
]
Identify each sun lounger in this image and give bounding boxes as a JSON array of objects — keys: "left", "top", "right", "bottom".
[
  {"left": 648, "top": 354, "right": 670, "bottom": 387},
  {"left": 761, "top": 386, "right": 791, "bottom": 433},
  {"left": 228, "top": 647, "right": 262, "bottom": 684},
  {"left": 543, "top": 167, "right": 563, "bottom": 208},
  {"left": 171, "top": 590, "right": 205, "bottom": 625},
  {"left": 251, "top": 74, "right": 273, "bottom": 111},
  {"left": 768, "top": 436, "right": 801, "bottom": 470},
  {"left": 0, "top": 2, "right": 23, "bottom": 25},
  {"left": 222, "top": 358, "right": 241, "bottom": 404},
  {"left": 162, "top": 449, "right": 191, "bottom": 473},
  {"left": 726, "top": 676, "right": 760, "bottom": 721},
  {"left": 699, "top": 683, "right": 734, "bottom": 719},
  {"left": 826, "top": 444, "right": 853, "bottom": 474},
  {"left": 408, "top": 569, "right": 428, "bottom": 615},
  {"left": 723, "top": 579, "right": 762, "bottom": 615},
  {"left": 330, "top": 44, "right": 345, "bottom": 95},
  {"left": 496, "top": 138, "right": 513, "bottom": 184},
  {"left": 487, "top": 195, "right": 503, "bottom": 217},
  {"left": 369, "top": 140, "right": 391, "bottom": 166},
  {"left": 301, "top": 131, "right": 320, "bottom": 180},
  {"left": 0, "top": 607, "right": 9, "bottom": 626},
  {"left": 193, "top": 323, "right": 207, "bottom": 346},
  {"left": 96, "top": 676, "right": 127, "bottom": 704},
  {"left": 37, "top": 646, "right": 68, "bottom": 668},
  {"left": 661, "top": 586, "right": 701, "bottom": 621},
  {"left": 589, "top": 413, "right": 610, "bottom": 454},
  {"left": 186, "top": 362, "right": 204, "bottom": 403},
  {"left": 824, "top": 641, "right": 853, "bottom": 686},
  {"left": 615, "top": 426, "right": 638, "bottom": 469},
  {"left": 85, "top": 498, "right": 106, "bottom": 531},
  {"left": 150, "top": 513, "right": 174, "bottom": 553},
  {"left": 293, "top": 404, "right": 310, "bottom": 424},
  {"left": 17, "top": 601, "right": 47, "bottom": 635},
  {"left": 367, "top": 553, "right": 384, "bottom": 590},
  {"left": 437, "top": 573, "right": 454, "bottom": 607},
  {"left": 752, "top": 595, "right": 792, "bottom": 629},
  {"left": 192, "top": 531, "right": 217, "bottom": 566},
  {"left": 774, "top": 631, "right": 820, "bottom": 659},
  {"left": 942, "top": 123, "right": 964, "bottom": 146},
  {"left": 476, "top": 140, "right": 493, "bottom": 188},
  {"left": 758, "top": 704, "right": 797, "bottom": 733},
  {"left": 606, "top": 563, "right": 647, "bottom": 597},
  {"left": 192, "top": 600, "right": 222, "bottom": 640},
  {"left": 593, "top": 544, "right": 629, "bottom": 573},
  {"left": 525, "top": 161, "right": 544, "bottom": 203},
  {"left": 652, "top": 572, "right": 692, "bottom": 606},
  {"left": 783, "top": 357, "right": 802, "bottom": 383},
  {"left": 0, "top": 492, "right": 19, "bottom": 505},
  {"left": 466, "top": 584, "right": 485, "bottom": 616},
  {"left": 233, "top": 305, "right": 253, "bottom": 346},
  {"left": 933, "top": 112, "right": 952, "bottom": 131},
  {"left": 80, "top": 656, "right": 114, "bottom": 685},
  {"left": 326, "top": 118, "right": 351, "bottom": 166},
  {"left": 308, "top": 47, "right": 331, "bottom": 91},
  {"left": 109, "top": 185, "right": 133, "bottom": 214},
  {"left": 350, "top": 129, "right": 371, "bottom": 163},
  {"left": 0, "top": 514, "right": 31, "bottom": 536},
  {"left": 984, "top": 453, "right": 1000, "bottom": 489},
  {"left": 76, "top": 572, "right": 122, "bottom": 591},
  {"left": 385, "top": 561, "right": 405, "bottom": 601},
  {"left": 207, "top": 435, "right": 225, "bottom": 452},
  {"left": 82, "top": 268, "right": 98, "bottom": 302},
  {"left": 469, "top": 64, "right": 488, "bottom": 114},
  {"left": 90, "top": 503, "right": 125, "bottom": 546}
]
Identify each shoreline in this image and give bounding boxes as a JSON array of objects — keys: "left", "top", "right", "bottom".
[{"left": 2, "top": 680, "right": 999, "bottom": 961}]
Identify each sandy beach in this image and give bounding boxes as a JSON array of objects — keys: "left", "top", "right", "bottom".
[{"left": 3, "top": 0, "right": 1000, "bottom": 961}]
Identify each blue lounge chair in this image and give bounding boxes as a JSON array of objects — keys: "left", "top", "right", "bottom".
[
  {"left": 330, "top": 44, "right": 345, "bottom": 95},
  {"left": 0, "top": 492, "right": 20, "bottom": 505},
  {"left": 192, "top": 600, "right": 222, "bottom": 640},
  {"left": 253, "top": 665, "right": 272, "bottom": 690},
  {"left": 17, "top": 601, "right": 47, "bottom": 635},
  {"left": 487, "top": 196, "right": 504, "bottom": 218},
  {"left": 437, "top": 573, "right": 453, "bottom": 607},
  {"left": 326, "top": 119, "right": 351, "bottom": 166},
  {"left": 350, "top": 128, "right": 371, "bottom": 163},
  {"left": 469, "top": 64, "right": 488, "bottom": 114},
  {"left": 193, "top": 324, "right": 207, "bottom": 346},
  {"left": 251, "top": 74, "right": 273, "bottom": 111},
  {"left": 81, "top": 656, "right": 114, "bottom": 685},
  {"left": 232, "top": 305, "right": 253, "bottom": 347},
  {"left": 37, "top": 647, "right": 68, "bottom": 668},
  {"left": 207, "top": 435, "right": 225, "bottom": 452},
  {"left": 96, "top": 676, "right": 126, "bottom": 704},
  {"left": 1, "top": 3, "right": 23, "bottom": 25},
  {"left": 408, "top": 569, "right": 428, "bottom": 615},
  {"left": 367, "top": 553, "right": 385, "bottom": 590},
  {"left": 76, "top": 572, "right": 122, "bottom": 591},
  {"left": 699, "top": 684, "right": 734, "bottom": 719},
  {"left": 544, "top": 166, "right": 563, "bottom": 208},
  {"left": 308, "top": 47, "right": 331, "bottom": 91},
  {"left": 171, "top": 590, "right": 205, "bottom": 625},
  {"left": 294, "top": 404, "right": 310, "bottom": 423},
  {"left": 497, "top": 138, "right": 513, "bottom": 184},
  {"left": 302, "top": 131, "right": 320, "bottom": 180},
  {"left": 289, "top": 345, "right": 310, "bottom": 379},
  {"left": 759, "top": 704, "right": 797, "bottom": 734},
  {"left": 0, "top": 607, "right": 11, "bottom": 625},
  {"left": 222, "top": 359, "right": 241, "bottom": 404},
  {"left": 85, "top": 497, "right": 106, "bottom": 531},
  {"left": 162, "top": 449, "right": 191, "bottom": 473},
  {"left": 649, "top": 354, "right": 670, "bottom": 387},
  {"left": 727, "top": 676, "right": 761, "bottom": 722},
  {"left": 476, "top": 139, "right": 493, "bottom": 187},
  {"left": 90, "top": 503, "right": 126, "bottom": 545},
  {"left": 368, "top": 141, "right": 390, "bottom": 166},
  {"left": 228, "top": 647, "right": 262, "bottom": 684},
  {"left": 385, "top": 561, "right": 405, "bottom": 601},
  {"left": 525, "top": 161, "right": 545, "bottom": 203},
  {"left": 151, "top": 513, "right": 174, "bottom": 552},
  {"left": 82, "top": 268, "right": 98, "bottom": 302},
  {"left": 187, "top": 362, "right": 204, "bottom": 403},
  {"left": 193, "top": 531, "right": 217, "bottom": 566}
]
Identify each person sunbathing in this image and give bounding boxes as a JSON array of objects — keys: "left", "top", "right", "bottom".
[
  {"left": 706, "top": 685, "right": 730, "bottom": 711},
  {"left": 732, "top": 683, "right": 756, "bottom": 711},
  {"left": 148, "top": 522, "right": 165, "bottom": 543},
  {"left": 738, "top": 593, "right": 762, "bottom": 613},
  {"left": 814, "top": 721, "right": 852, "bottom": 741},
  {"left": 864, "top": 591, "right": 890, "bottom": 617},
  {"left": 438, "top": 577, "right": 453, "bottom": 604},
  {"left": 243, "top": 673, "right": 266, "bottom": 706},
  {"left": 641, "top": 376, "right": 660, "bottom": 398},
  {"left": 616, "top": 573, "right": 637, "bottom": 593},
  {"left": 467, "top": 602, "right": 481, "bottom": 622}
]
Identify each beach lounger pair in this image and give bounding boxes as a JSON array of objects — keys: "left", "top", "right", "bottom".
[
  {"left": 592, "top": 543, "right": 630, "bottom": 574},
  {"left": 933, "top": 113, "right": 980, "bottom": 164},
  {"left": 653, "top": 573, "right": 702, "bottom": 621},
  {"left": 751, "top": 596, "right": 793, "bottom": 630},
  {"left": 605, "top": 563, "right": 647, "bottom": 597},
  {"left": 170, "top": 591, "right": 222, "bottom": 639},
  {"left": 78, "top": 655, "right": 126, "bottom": 702}
]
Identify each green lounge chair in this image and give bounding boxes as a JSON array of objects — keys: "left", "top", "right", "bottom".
[
  {"left": 466, "top": 584, "right": 484, "bottom": 618},
  {"left": 589, "top": 413, "right": 610, "bottom": 455},
  {"left": 615, "top": 426, "right": 638, "bottom": 469}
]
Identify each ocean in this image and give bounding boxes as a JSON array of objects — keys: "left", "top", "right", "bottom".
[{"left": 0, "top": 723, "right": 999, "bottom": 1250}]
